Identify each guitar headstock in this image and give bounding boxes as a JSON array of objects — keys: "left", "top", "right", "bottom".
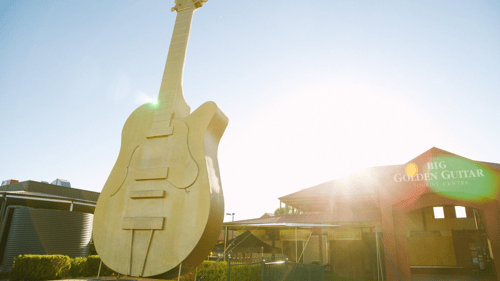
[{"left": 171, "top": 0, "right": 208, "bottom": 12}]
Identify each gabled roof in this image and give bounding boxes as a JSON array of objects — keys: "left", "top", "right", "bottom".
[
  {"left": 231, "top": 147, "right": 500, "bottom": 228},
  {"left": 228, "top": 231, "right": 279, "bottom": 253},
  {"left": 277, "top": 147, "right": 500, "bottom": 211},
  {"left": 479, "top": 161, "right": 500, "bottom": 170}
]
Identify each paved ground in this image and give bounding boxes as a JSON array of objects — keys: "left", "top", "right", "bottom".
[
  {"left": 412, "top": 274, "right": 496, "bottom": 281},
  {"left": 1, "top": 275, "right": 496, "bottom": 281},
  {"left": 44, "top": 275, "right": 496, "bottom": 281},
  {"left": 52, "top": 274, "right": 496, "bottom": 281}
]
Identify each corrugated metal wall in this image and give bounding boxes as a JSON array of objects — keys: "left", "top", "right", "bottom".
[{"left": 0, "top": 206, "right": 93, "bottom": 272}]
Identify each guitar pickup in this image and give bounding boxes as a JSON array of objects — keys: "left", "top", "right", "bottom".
[
  {"left": 122, "top": 217, "right": 164, "bottom": 230},
  {"left": 147, "top": 126, "right": 173, "bottom": 138},
  {"left": 130, "top": 190, "right": 165, "bottom": 199},
  {"left": 135, "top": 167, "right": 169, "bottom": 181}
]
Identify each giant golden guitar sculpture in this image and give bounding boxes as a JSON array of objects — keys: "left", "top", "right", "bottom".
[{"left": 93, "top": 0, "right": 227, "bottom": 278}]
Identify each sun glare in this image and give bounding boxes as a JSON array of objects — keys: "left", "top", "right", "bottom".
[{"left": 136, "top": 91, "right": 157, "bottom": 106}]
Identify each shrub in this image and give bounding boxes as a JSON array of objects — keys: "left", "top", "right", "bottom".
[
  {"left": 10, "top": 255, "right": 71, "bottom": 281},
  {"left": 10, "top": 255, "right": 265, "bottom": 281},
  {"left": 171, "top": 260, "right": 262, "bottom": 281},
  {"left": 196, "top": 260, "right": 227, "bottom": 281},
  {"left": 68, "top": 257, "right": 86, "bottom": 278},
  {"left": 84, "top": 255, "right": 115, "bottom": 277},
  {"left": 10, "top": 255, "right": 117, "bottom": 280},
  {"left": 230, "top": 263, "right": 260, "bottom": 281}
]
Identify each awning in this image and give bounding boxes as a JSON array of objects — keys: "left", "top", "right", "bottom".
[{"left": 224, "top": 222, "right": 341, "bottom": 229}]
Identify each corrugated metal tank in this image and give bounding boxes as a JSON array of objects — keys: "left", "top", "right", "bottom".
[{"left": 0, "top": 205, "right": 93, "bottom": 272}]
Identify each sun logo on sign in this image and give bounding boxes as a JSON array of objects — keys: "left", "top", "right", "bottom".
[{"left": 406, "top": 163, "right": 418, "bottom": 177}]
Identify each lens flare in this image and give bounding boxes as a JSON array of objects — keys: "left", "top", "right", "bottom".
[
  {"left": 425, "top": 156, "right": 500, "bottom": 201},
  {"left": 149, "top": 99, "right": 158, "bottom": 107},
  {"left": 406, "top": 163, "right": 418, "bottom": 177}
]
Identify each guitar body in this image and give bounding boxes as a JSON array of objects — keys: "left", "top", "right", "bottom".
[{"left": 93, "top": 101, "right": 227, "bottom": 278}]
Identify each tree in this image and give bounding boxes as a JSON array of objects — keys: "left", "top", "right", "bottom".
[{"left": 274, "top": 206, "right": 293, "bottom": 216}]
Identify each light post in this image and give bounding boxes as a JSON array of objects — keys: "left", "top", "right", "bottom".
[
  {"left": 225, "top": 213, "right": 235, "bottom": 244},
  {"left": 224, "top": 213, "right": 235, "bottom": 263},
  {"left": 226, "top": 212, "right": 235, "bottom": 222}
]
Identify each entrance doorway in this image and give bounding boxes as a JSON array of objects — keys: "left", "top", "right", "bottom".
[
  {"left": 406, "top": 206, "right": 495, "bottom": 277},
  {"left": 328, "top": 228, "right": 382, "bottom": 280}
]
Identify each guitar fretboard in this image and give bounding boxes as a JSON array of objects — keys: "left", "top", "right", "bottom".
[
  {"left": 148, "top": 8, "right": 196, "bottom": 138},
  {"left": 157, "top": 9, "right": 194, "bottom": 117}
]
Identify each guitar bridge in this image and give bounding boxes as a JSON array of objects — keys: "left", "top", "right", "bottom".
[
  {"left": 122, "top": 217, "right": 165, "bottom": 230},
  {"left": 130, "top": 190, "right": 165, "bottom": 199}
]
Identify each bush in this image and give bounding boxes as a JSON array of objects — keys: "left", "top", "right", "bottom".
[
  {"left": 68, "top": 257, "right": 86, "bottom": 278},
  {"left": 170, "top": 260, "right": 262, "bottom": 281},
  {"left": 10, "top": 255, "right": 264, "bottom": 281},
  {"left": 230, "top": 263, "right": 260, "bottom": 281},
  {"left": 195, "top": 260, "right": 227, "bottom": 281},
  {"left": 84, "top": 255, "right": 115, "bottom": 277},
  {"left": 164, "top": 261, "right": 227, "bottom": 281},
  {"left": 10, "top": 255, "right": 71, "bottom": 281},
  {"left": 10, "top": 255, "right": 116, "bottom": 280}
]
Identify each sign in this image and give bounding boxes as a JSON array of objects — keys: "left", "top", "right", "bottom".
[
  {"left": 393, "top": 161, "right": 486, "bottom": 184},
  {"left": 392, "top": 156, "right": 500, "bottom": 201}
]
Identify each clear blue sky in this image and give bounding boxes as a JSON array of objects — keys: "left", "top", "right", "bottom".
[{"left": 1, "top": 0, "right": 499, "bottom": 221}]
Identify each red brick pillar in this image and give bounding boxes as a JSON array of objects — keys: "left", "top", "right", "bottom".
[
  {"left": 381, "top": 205, "right": 411, "bottom": 281},
  {"left": 381, "top": 206, "right": 399, "bottom": 281},
  {"left": 392, "top": 207, "right": 412, "bottom": 280}
]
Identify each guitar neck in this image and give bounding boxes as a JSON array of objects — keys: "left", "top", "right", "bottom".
[{"left": 157, "top": 8, "right": 195, "bottom": 119}]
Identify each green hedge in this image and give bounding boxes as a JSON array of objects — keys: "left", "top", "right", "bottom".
[
  {"left": 68, "top": 257, "right": 86, "bottom": 278},
  {"left": 85, "top": 255, "right": 115, "bottom": 277},
  {"left": 10, "top": 255, "right": 71, "bottom": 281},
  {"left": 10, "top": 256, "right": 264, "bottom": 281},
  {"left": 195, "top": 260, "right": 227, "bottom": 281},
  {"left": 167, "top": 261, "right": 261, "bottom": 281},
  {"left": 10, "top": 255, "right": 116, "bottom": 281},
  {"left": 229, "top": 263, "right": 260, "bottom": 281}
]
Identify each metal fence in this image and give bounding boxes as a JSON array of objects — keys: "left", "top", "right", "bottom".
[{"left": 228, "top": 259, "right": 325, "bottom": 281}]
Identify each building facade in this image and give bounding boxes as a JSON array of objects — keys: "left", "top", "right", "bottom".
[
  {"left": 0, "top": 180, "right": 99, "bottom": 273},
  {"left": 225, "top": 147, "right": 500, "bottom": 280}
]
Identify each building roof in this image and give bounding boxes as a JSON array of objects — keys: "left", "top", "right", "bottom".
[
  {"left": 2, "top": 190, "right": 96, "bottom": 204},
  {"left": 278, "top": 147, "right": 500, "bottom": 213},
  {"left": 479, "top": 161, "right": 500, "bottom": 170},
  {"left": 229, "top": 147, "right": 500, "bottom": 229},
  {"left": 277, "top": 171, "right": 386, "bottom": 213},
  {"left": 0, "top": 180, "right": 99, "bottom": 203},
  {"left": 225, "top": 212, "right": 381, "bottom": 229}
]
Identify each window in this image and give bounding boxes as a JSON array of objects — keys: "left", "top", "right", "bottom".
[
  {"left": 433, "top": 206, "right": 445, "bottom": 219},
  {"left": 455, "top": 206, "right": 467, "bottom": 218}
]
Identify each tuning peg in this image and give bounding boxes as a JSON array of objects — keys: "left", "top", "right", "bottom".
[{"left": 193, "top": 0, "right": 208, "bottom": 8}]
